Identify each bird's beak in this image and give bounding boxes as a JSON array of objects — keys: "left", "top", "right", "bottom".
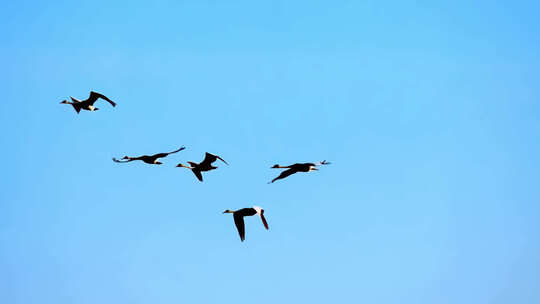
[{"left": 313, "top": 168, "right": 319, "bottom": 170}]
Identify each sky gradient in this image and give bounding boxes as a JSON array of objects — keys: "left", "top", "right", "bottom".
[{"left": 1, "top": 1, "right": 540, "bottom": 303}]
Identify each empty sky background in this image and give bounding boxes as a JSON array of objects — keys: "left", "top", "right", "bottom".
[{"left": 1, "top": 1, "right": 540, "bottom": 303}]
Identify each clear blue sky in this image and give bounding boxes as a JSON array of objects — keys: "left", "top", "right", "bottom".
[{"left": 1, "top": 1, "right": 539, "bottom": 303}]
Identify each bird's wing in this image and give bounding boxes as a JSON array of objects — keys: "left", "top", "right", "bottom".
[
  {"left": 200, "top": 153, "right": 228, "bottom": 165},
  {"left": 71, "top": 103, "right": 81, "bottom": 114},
  {"left": 88, "top": 91, "right": 116, "bottom": 107},
  {"left": 151, "top": 153, "right": 169, "bottom": 159},
  {"left": 269, "top": 168, "right": 297, "bottom": 183},
  {"left": 260, "top": 212, "right": 269, "bottom": 230},
  {"left": 167, "top": 147, "right": 185, "bottom": 154},
  {"left": 214, "top": 154, "right": 228, "bottom": 165},
  {"left": 151, "top": 147, "right": 184, "bottom": 159},
  {"left": 191, "top": 169, "right": 203, "bottom": 182},
  {"left": 200, "top": 152, "right": 215, "bottom": 166},
  {"left": 233, "top": 213, "right": 246, "bottom": 242},
  {"left": 200, "top": 152, "right": 219, "bottom": 166}
]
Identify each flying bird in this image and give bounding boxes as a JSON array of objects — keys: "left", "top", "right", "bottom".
[
  {"left": 223, "top": 206, "right": 269, "bottom": 242},
  {"left": 269, "top": 160, "right": 330, "bottom": 183},
  {"left": 60, "top": 91, "right": 116, "bottom": 113},
  {"left": 176, "top": 152, "right": 228, "bottom": 182},
  {"left": 113, "top": 147, "right": 185, "bottom": 165}
]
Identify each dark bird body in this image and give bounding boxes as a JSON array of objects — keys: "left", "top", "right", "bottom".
[
  {"left": 269, "top": 160, "right": 330, "bottom": 183},
  {"left": 60, "top": 91, "right": 116, "bottom": 113},
  {"left": 223, "top": 206, "right": 269, "bottom": 242},
  {"left": 113, "top": 147, "right": 185, "bottom": 165},
  {"left": 176, "top": 152, "right": 228, "bottom": 182}
]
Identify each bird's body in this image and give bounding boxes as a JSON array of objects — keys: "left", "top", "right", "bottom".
[
  {"left": 60, "top": 91, "right": 116, "bottom": 113},
  {"left": 176, "top": 152, "right": 228, "bottom": 182},
  {"left": 269, "top": 160, "right": 330, "bottom": 183},
  {"left": 113, "top": 147, "right": 185, "bottom": 165},
  {"left": 223, "top": 206, "right": 269, "bottom": 242}
]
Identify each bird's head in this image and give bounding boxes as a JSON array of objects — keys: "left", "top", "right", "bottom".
[
  {"left": 309, "top": 167, "right": 319, "bottom": 171},
  {"left": 60, "top": 100, "right": 69, "bottom": 104},
  {"left": 92, "top": 107, "right": 99, "bottom": 111},
  {"left": 271, "top": 164, "right": 280, "bottom": 168},
  {"left": 176, "top": 163, "right": 190, "bottom": 168},
  {"left": 223, "top": 210, "right": 233, "bottom": 214},
  {"left": 154, "top": 161, "right": 162, "bottom": 165}
]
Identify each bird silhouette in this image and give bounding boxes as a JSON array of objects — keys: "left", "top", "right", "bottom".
[
  {"left": 176, "top": 152, "right": 228, "bottom": 182},
  {"left": 269, "top": 160, "right": 330, "bottom": 183},
  {"left": 60, "top": 91, "right": 116, "bottom": 113},
  {"left": 223, "top": 206, "right": 269, "bottom": 242},
  {"left": 113, "top": 147, "right": 185, "bottom": 165}
]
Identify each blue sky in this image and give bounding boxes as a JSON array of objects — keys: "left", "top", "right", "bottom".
[{"left": 1, "top": 1, "right": 540, "bottom": 303}]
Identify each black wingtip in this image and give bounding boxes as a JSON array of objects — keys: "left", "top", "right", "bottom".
[{"left": 218, "top": 156, "right": 228, "bottom": 165}]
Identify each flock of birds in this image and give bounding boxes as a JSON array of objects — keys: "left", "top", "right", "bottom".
[{"left": 61, "top": 91, "right": 331, "bottom": 241}]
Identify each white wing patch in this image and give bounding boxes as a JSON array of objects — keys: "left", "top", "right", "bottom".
[{"left": 252, "top": 206, "right": 263, "bottom": 214}]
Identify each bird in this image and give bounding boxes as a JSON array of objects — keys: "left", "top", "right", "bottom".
[
  {"left": 113, "top": 147, "right": 185, "bottom": 165},
  {"left": 223, "top": 206, "right": 269, "bottom": 242},
  {"left": 176, "top": 152, "right": 228, "bottom": 182},
  {"left": 60, "top": 91, "right": 116, "bottom": 113},
  {"left": 269, "top": 160, "right": 331, "bottom": 183}
]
